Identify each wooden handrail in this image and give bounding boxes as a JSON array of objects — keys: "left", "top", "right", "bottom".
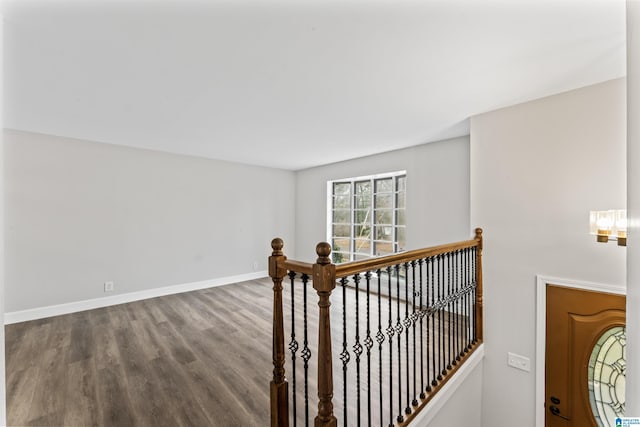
[{"left": 335, "top": 235, "right": 480, "bottom": 278}]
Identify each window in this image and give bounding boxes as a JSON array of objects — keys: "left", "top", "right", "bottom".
[{"left": 328, "top": 171, "right": 406, "bottom": 263}]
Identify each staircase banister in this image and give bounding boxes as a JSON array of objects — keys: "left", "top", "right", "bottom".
[{"left": 334, "top": 236, "right": 480, "bottom": 279}]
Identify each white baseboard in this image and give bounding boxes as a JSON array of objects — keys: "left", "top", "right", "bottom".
[{"left": 4, "top": 271, "right": 268, "bottom": 325}]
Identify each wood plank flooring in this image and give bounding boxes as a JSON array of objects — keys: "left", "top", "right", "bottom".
[
  {"left": 5, "top": 277, "right": 471, "bottom": 427},
  {"left": 6, "top": 279, "right": 274, "bottom": 427}
]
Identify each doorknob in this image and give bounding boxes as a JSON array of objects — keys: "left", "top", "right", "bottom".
[{"left": 549, "top": 405, "right": 570, "bottom": 421}]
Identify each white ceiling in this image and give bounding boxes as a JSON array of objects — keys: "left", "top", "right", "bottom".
[{"left": 2, "top": 0, "right": 627, "bottom": 170}]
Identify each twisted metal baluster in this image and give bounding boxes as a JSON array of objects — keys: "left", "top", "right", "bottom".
[
  {"left": 395, "top": 264, "right": 404, "bottom": 423},
  {"left": 430, "top": 256, "right": 437, "bottom": 388},
  {"left": 472, "top": 247, "right": 478, "bottom": 345},
  {"left": 288, "top": 271, "right": 299, "bottom": 427},
  {"left": 386, "top": 266, "right": 395, "bottom": 427},
  {"left": 447, "top": 252, "right": 452, "bottom": 371},
  {"left": 464, "top": 248, "right": 471, "bottom": 353},
  {"left": 340, "top": 277, "right": 350, "bottom": 427},
  {"left": 438, "top": 254, "right": 445, "bottom": 380},
  {"left": 375, "top": 269, "right": 385, "bottom": 427},
  {"left": 418, "top": 258, "right": 426, "bottom": 399},
  {"left": 455, "top": 250, "right": 462, "bottom": 362},
  {"left": 301, "top": 273, "right": 312, "bottom": 426},
  {"left": 353, "top": 273, "right": 363, "bottom": 427},
  {"left": 450, "top": 249, "right": 459, "bottom": 366},
  {"left": 403, "top": 262, "right": 412, "bottom": 416},
  {"left": 410, "top": 260, "right": 419, "bottom": 407},
  {"left": 364, "top": 271, "right": 374, "bottom": 427}
]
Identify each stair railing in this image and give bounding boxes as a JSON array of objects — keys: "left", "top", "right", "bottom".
[{"left": 270, "top": 228, "right": 484, "bottom": 427}]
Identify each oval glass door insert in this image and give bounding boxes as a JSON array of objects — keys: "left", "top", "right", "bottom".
[{"left": 588, "top": 326, "right": 626, "bottom": 426}]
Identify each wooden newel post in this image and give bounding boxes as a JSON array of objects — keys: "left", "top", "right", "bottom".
[
  {"left": 313, "top": 242, "right": 338, "bottom": 427},
  {"left": 474, "top": 228, "right": 484, "bottom": 343},
  {"left": 270, "top": 238, "right": 289, "bottom": 427}
]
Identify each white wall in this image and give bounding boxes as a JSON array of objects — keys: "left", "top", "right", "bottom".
[
  {"left": 470, "top": 79, "right": 626, "bottom": 426},
  {"left": 627, "top": 0, "right": 640, "bottom": 415},
  {"left": 294, "top": 137, "right": 470, "bottom": 262},
  {"left": 4, "top": 130, "right": 296, "bottom": 313},
  {"left": 425, "top": 358, "right": 483, "bottom": 427}
]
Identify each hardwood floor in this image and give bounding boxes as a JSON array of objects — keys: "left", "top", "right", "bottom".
[
  {"left": 5, "top": 279, "right": 274, "bottom": 427},
  {"left": 5, "top": 277, "right": 470, "bottom": 426}
]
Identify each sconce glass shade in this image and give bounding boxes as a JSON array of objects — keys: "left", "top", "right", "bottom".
[{"left": 590, "top": 210, "right": 627, "bottom": 246}]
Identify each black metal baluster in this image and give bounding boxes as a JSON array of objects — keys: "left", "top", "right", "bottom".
[
  {"left": 403, "top": 262, "right": 411, "bottom": 415},
  {"left": 472, "top": 247, "right": 478, "bottom": 345},
  {"left": 340, "top": 277, "right": 350, "bottom": 427},
  {"left": 353, "top": 273, "right": 363, "bottom": 427},
  {"left": 430, "top": 256, "right": 437, "bottom": 388},
  {"left": 456, "top": 250, "right": 462, "bottom": 362},
  {"left": 301, "top": 273, "right": 312, "bottom": 426},
  {"left": 465, "top": 249, "right": 474, "bottom": 353},
  {"left": 411, "top": 260, "right": 418, "bottom": 407},
  {"left": 364, "top": 271, "right": 374, "bottom": 427},
  {"left": 447, "top": 252, "right": 452, "bottom": 371},
  {"left": 386, "top": 266, "right": 395, "bottom": 427},
  {"left": 460, "top": 248, "right": 467, "bottom": 358},
  {"left": 439, "top": 254, "right": 445, "bottom": 380},
  {"left": 375, "top": 269, "right": 385, "bottom": 427},
  {"left": 441, "top": 253, "right": 447, "bottom": 377},
  {"left": 418, "top": 258, "right": 426, "bottom": 399},
  {"left": 395, "top": 264, "right": 404, "bottom": 423},
  {"left": 288, "top": 271, "right": 299, "bottom": 427},
  {"left": 452, "top": 251, "right": 459, "bottom": 365},
  {"left": 425, "top": 257, "right": 432, "bottom": 393}
]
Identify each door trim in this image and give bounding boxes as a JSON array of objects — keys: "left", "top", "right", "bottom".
[{"left": 535, "top": 275, "right": 625, "bottom": 427}]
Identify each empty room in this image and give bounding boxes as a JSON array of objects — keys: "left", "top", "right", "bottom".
[{"left": 2, "top": 1, "right": 639, "bottom": 427}]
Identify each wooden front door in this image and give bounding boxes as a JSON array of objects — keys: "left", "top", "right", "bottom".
[{"left": 545, "top": 284, "right": 626, "bottom": 426}]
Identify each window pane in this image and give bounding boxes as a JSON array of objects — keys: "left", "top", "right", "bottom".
[
  {"left": 355, "top": 209, "right": 372, "bottom": 224},
  {"left": 332, "top": 237, "right": 351, "bottom": 251},
  {"left": 396, "top": 176, "right": 406, "bottom": 191},
  {"left": 375, "top": 178, "right": 393, "bottom": 193},
  {"left": 375, "top": 225, "right": 393, "bottom": 241},
  {"left": 355, "top": 181, "right": 371, "bottom": 195},
  {"left": 397, "top": 227, "right": 406, "bottom": 250},
  {"left": 333, "top": 182, "right": 351, "bottom": 195},
  {"left": 354, "top": 239, "right": 371, "bottom": 254},
  {"left": 333, "top": 210, "right": 351, "bottom": 223},
  {"left": 333, "top": 195, "right": 351, "bottom": 209},
  {"left": 375, "top": 194, "right": 393, "bottom": 209},
  {"left": 396, "top": 192, "right": 406, "bottom": 209},
  {"left": 355, "top": 225, "right": 371, "bottom": 239},
  {"left": 332, "top": 224, "right": 351, "bottom": 237},
  {"left": 355, "top": 194, "right": 371, "bottom": 209},
  {"left": 374, "top": 241, "right": 394, "bottom": 256},
  {"left": 375, "top": 209, "right": 392, "bottom": 224}
]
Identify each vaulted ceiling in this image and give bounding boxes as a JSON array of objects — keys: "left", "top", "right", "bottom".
[{"left": 3, "top": 0, "right": 626, "bottom": 170}]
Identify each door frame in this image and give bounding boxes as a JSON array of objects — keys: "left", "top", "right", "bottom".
[{"left": 535, "top": 275, "right": 626, "bottom": 427}]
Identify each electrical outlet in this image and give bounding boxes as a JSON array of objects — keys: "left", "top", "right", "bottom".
[
  {"left": 252, "top": 261, "right": 259, "bottom": 271},
  {"left": 104, "top": 281, "right": 114, "bottom": 292},
  {"left": 508, "top": 352, "right": 530, "bottom": 372}
]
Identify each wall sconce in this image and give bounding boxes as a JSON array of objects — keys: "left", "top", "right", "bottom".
[{"left": 589, "top": 210, "right": 627, "bottom": 246}]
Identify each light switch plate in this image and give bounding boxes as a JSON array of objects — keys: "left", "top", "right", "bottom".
[{"left": 508, "top": 352, "right": 531, "bottom": 372}]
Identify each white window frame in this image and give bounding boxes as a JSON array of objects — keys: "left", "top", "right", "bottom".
[{"left": 326, "top": 170, "right": 406, "bottom": 263}]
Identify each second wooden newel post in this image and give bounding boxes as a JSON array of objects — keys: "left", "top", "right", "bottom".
[{"left": 312, "top": 242, "right": 338, "bottom": 427}]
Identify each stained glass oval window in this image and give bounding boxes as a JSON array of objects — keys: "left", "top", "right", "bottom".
[{"left": 588, "top": 326, "right": 626, "bottom": 426}]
